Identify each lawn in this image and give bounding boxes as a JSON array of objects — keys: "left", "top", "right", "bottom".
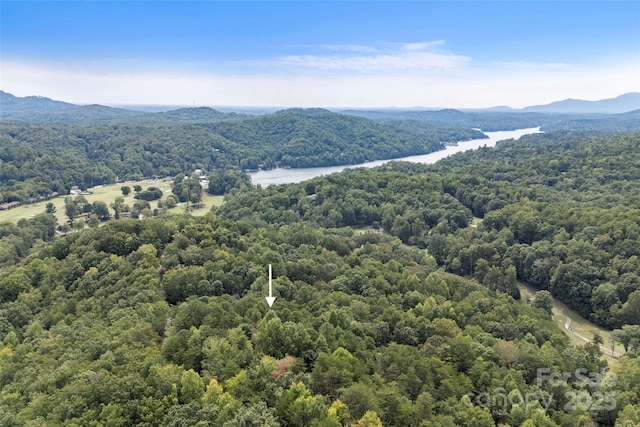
[
  {"left": 189, "top": 192, "right": 225, "bottom": 216},
  {"left": 0, "top": 179, "right": 224, "bottom": 224}
]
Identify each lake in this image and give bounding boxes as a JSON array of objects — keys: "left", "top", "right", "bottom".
[{"left": 248, "top": 127, "right": 542, "bottom": 186}]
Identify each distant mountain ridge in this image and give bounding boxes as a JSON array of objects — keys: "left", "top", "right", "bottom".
[
  {"left": 0, "top": 91, "right": 242, "bottom": 122},
  {"left": 0, "top": 90, "right": 76, "bottom": 113},
  {"left": 0, "top": 91, "right": 144, "bottom": 121},
  {"left": 520, "top": 92, "right": 640, "bottom": 114},
  {"left": 3, "top": 90, "right": 640, "bottom": 118}
]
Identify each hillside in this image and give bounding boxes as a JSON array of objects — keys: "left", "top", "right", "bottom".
[
  {"left": 0, "top": 90, "right": 76, "bottom": 114},
  {"left": 541, "top": 109, "right": 640, "bottom": 132},
  {"left": 345, "top": 108, "right": 640, "bottom": 133},
  {"left": 0, "top": 91, "right": 144, "bottom": 122},
  {"left": 0, "top": 108, "right": 485, "bottom": 203},
  {"left": 344, "top": 109, "right": 552, "bottom": 131},
  {"left": 142, "top": 107, "right": 247, "bottom": 123},
  {"left": 219, "top": 130, "right": 640, "bottom": 330},
  {"left": 0, "top": 92, "right": 253, "bottom": 123},
  {"left": 206, "top": 108, "right": 483, "bottom": 168},
  {"left": 1, "top": 129, "right": 639, "bottom": 426}
]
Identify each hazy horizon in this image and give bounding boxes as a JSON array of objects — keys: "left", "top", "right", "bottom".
[
  {"left": 6, "top": 90, "right": 638, "bottom": 114},
  {"left": 2, "top": 1, "right": 639, "bottom": 109}
]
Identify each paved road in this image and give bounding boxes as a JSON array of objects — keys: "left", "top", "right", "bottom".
[{"left": 559, "top": 311, "right": 621, "bottom": 358}]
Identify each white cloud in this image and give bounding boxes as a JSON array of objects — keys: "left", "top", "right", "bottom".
[
  {"left": 496, "top": 61, "right": 576, "bottom": 71},
  {"left": 252, "top": 40, "right": 470, "bottom": 73},
  {"left": 401, "top": 41, "right": 446, "bottom": 51},
  {"left": 320, "top": 44, "right": 380, "bottom": 53},
  {"left": 273, "top": 51, "right": 469, "bottom": 72}
]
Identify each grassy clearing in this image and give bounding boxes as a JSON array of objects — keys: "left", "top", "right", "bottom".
[
  {"left": 518, "top": 281, "right": 623, "bottom": 364},
  {"left": 0, "top": 195, "right": 70, "bottom": 225},
  {"left": 352, "top": 226, "right": 373, "bottom": 235},
  {"left": 187, "top": 192, "right": 225, "bottom": 216},
  {"left": 0, "top": 179, "right": 224, "bottom": 223}
]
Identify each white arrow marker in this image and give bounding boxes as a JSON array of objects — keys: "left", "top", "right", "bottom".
[{"left": 265, "top": 264, "right": 276, "bottom": 307}]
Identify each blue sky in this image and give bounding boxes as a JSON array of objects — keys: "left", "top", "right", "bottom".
[{"left": 2, "top": 1, "right": 639, "bottom": 108}]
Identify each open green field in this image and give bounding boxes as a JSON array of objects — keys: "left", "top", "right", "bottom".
[
  {"left": 191, "top": 192, "right": 225, "bottom": 216},
  {"left": 519, "top": 281, "right": 623, "bottom": 364},
  {"left": 0, "top": 179, "right": 224, "bottom": 224}
]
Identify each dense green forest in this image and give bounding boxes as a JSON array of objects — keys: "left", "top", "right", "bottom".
[
  {"left": 344, "top": 108, "right": 640, "bottom": 133},
  {"left": 540, "top": 110, "right": 640, "bottom": 132},
  {"left": 218, "top": 131, "right": 640, "bottom": 330},
  {"left": 1, "top": 213, "right": 638, "bottom": 427},
  {"left": 343, "top": 109, "right": 548, "bottom": 132},
  {"left": 0, "top": 109, "right": 485, "bottom": 203},
  {"left": 0, "top": 129, "right": 639, "bottom": 426}
]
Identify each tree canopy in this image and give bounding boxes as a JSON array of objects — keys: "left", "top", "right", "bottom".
[{"left": 0, "top": 116, "right": 639, "bottom": 426}]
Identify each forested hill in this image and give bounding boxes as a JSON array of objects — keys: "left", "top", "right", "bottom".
[
  {"left": 0, "top": 90, "right": 76, "bottom": 115},
  {"left": 218, "top": 131, "right": 640, "bottom": 330},
  {"left": 0, "top": 214, "right": 618, "bottom": 427},
  {"left": 1, "top": 131, "right": 639, "bottom": 426},
  {"left": 0, "top": 91, "right": 144, "bottom": 122},
  {"left": 141, "top": 107, "right": 247, "bottom": 123},
  {"left": 0, "top": 109, "right": 484, "bottom": 202},
  {"left": 541, "top": 109, "right": 640, "bottom": 132},
  {"left": 0, "top": 91, "right": 241, "bottom": 123},
  {"left": 342, "top": 109, "right": 548, "bottom": 131},
  {"left": 204, "top": 108, "right": 483, "bottom": 168},
  {"left": 343, "top": 108, "right": 640, "bottom": 133}
]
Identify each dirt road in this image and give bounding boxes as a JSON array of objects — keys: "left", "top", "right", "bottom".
[{"left": 559, "top": 311, "right": 621, "bottom": 358}]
